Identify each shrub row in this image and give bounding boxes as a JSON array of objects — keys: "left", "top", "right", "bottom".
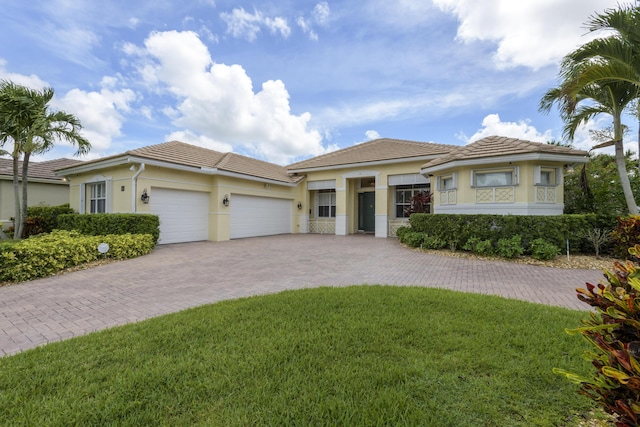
[
  {"left": 57, "top": 213, "right": 160, "bottom": 244},
  {"left": 24, "top": 204, "right": 75, "bottom": 237},
  {"left": 408, "top": 213, "right": 617, "bottom": 255},
  {"left": 398, "top": 229, "right": 560, "bottom": 261},
  {"left": 0, "top": 230, "right": 155, "bottom": 283}
]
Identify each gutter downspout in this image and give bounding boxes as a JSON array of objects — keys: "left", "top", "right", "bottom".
[{"left": 132, "top": 163, "right": 145, "bottom": 213}]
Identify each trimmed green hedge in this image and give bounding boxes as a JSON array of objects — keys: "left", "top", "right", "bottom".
[
  {"left": 0, "top": 230, "right": 155, "bottom": 283},
  {"left": 25, "top": 204, "right": 75, "bottom": 235},
  {"left": 57, "top": 213, "right": 160, "bottom": 244},
  {"left": 407, "top": 213, "right": 617, "bottom": 255}
]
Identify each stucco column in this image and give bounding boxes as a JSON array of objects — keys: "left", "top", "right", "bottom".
[
  {"left": 375, "top": 184, "right": 388, "bottom": 238},
  {"left": 335, "top": 185, "right": 348, "bottom": 236}
]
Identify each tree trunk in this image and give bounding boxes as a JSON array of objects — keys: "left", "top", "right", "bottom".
[
  {"left": 615, "top": 115, "right": 638, "bottom": 214},
  {"left": 12, "top": 155, "right": 22, "bottom": 239},
  {"left": 18, "top": 152, "right": 30, "bottom": 239}
]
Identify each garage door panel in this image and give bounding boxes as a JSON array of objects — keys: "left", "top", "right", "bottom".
[
  {"left": 230, "top": 195, "right": 292, "bottom": 239},
  {"left": 151, "top": 188, "right": 209, "bottom": 244}
]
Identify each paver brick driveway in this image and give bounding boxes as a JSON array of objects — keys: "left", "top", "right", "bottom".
[{"left": 0, "top": 234, "right": 604, "bottom": 356}]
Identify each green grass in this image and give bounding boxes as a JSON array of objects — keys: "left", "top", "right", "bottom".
[{"left": 0, "top": 286, "right": 597, "bottom": 426}]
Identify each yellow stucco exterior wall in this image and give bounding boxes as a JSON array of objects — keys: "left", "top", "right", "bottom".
[
  {"left": 0, "top": 178, "right": 71, "bottom": 227},
  {"left": 66, "top": 164, "right": 304, "bottom": 242},
  {"left": 431, "top": 160, "right": 566, "bottom": 215}
]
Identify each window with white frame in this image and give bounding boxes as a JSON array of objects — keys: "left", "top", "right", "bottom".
[
  {"left": 395, "top": 184, "right": 430, "bottom": 218},
  {"left": 534, "top": 166, "right": 559, "bottom": 186},
  {"left": 440, "top": 176, "right": 454, "bottom": 190},
  {"left": 317, "top": 189, "right": 336, "bottom": 218},
  {"left": 89, "top": 182, "right": 106, "bottom": 213},
  {"left": 472, "top": 168, "right": 518, "bottom": 187}
]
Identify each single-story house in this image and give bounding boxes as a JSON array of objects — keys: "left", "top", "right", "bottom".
[
  {"left": 55, "top": 136, "right": 588, "bottom": 244},
  {"left": 0, "top": 158, "right": 82, "bottom": 229}
]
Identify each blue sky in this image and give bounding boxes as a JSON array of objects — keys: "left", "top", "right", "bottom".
[{"left": 0, "top": 0, "right": 631, "bottom": 164}]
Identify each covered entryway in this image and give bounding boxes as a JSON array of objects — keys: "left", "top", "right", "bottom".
[
  {"left": 151, "top": 188, "right": 209, "bottom": 244},
  {"left": 230, "top": 194, "right": 292, "bottom": 239}
]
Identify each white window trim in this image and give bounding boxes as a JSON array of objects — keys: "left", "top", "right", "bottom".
[
  {"left": 315, "top": 189, "right": 336, "bottom": 218},
  {"left": 436, "top": 173, "right": 457, "bottom": 191},
  {"left": 470, "top": 167, "right": 519, "bottom": 188},
  {"left": 393, "top": 183, "right": 430, "bottom": 219},
  {"left": 79, "top": 175, "right": 113, "bottom": 214},
  {"left": 534, "top": 166, "right": 561, "bottom": 186}
]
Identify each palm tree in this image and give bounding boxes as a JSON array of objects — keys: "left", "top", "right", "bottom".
[
  {"left": 540, "top": 78, "right": 639, "bottom": 214},
  {"left": 540, "top": 4, "right": 640, "bottom": 214},
  {"left": 0, "top": 80, "right": 90, "bottom": 239}
]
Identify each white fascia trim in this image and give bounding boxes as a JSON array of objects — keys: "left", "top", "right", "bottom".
[
  {"left": 214, "top": 169, "right": 300, "bottom": 188},
  {"left": 0, "top": 175, "right": 67, "bottom": 185},
  {"left": 56, "top": 155, "right": 300, "bottom": 188},
  {"left": 288, "top": 155, "right": 443, "bottom": 174},
  {"left": 421, "top": 153, "right": 588, "bottom": 175},
  {"left": 54, "top": 156, "right": 131, "bottom": 176}
]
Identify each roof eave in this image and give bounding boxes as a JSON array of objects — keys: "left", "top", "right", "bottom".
[
  {"left": 0, "top": 175, "right": 68, "bottom": 184},
  {"left": 421, "top": 152, "right": 589, "bottom": 175},
  {"left": 288, "top": 154, "right": 446, "bottom": 174},
  {"left": 57, "top": 155, "right": 300, "bottom": 187}
]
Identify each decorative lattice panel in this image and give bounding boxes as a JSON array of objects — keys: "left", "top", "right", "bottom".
[
  {"left": 535, "top": 187, "right": 556, "bottom": 204},
  {"left": 475, "top": 188, "right": 493, "bottom": 203},
  {"left": 388, "top": 220, "right": 409, "bottom": 237},
  {"left": 439, "top": 190, "right": 456, "bottom": 205},
  {"left": 309, "top": 220, "right": 336, "bottom": 234},
  {"left": 495, "top": 187, "right": 514, "bottom": 203}
]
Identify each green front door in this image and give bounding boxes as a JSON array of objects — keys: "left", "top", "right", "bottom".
[{"left": 358, "top": 192, "right": 375, "bottom": 232}]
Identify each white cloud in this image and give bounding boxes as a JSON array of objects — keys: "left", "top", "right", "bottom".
[
  {"left": 220, "top": 8, "right": 290, "bottom": 41},
  {"left": 297, "top": 2, "right": 331, "bottom": 41},
  {"left": 0, "top": 59, "right": 49, "bottom": 89},
  {"left": 365, "top": 130, "right": 380, "bottom": 140},
  {"left": 53, "top": 78, "right": 136, "bottom": 152},
  {"left": 130, "top": 30, "right": 327, "bottom": 164},
  {"left": 432, "top": 0, "right": 621, "bottom": 70},
  {"left": 462, "top": 114, "right": 552, "bottom": 144},
  {"left": 313, "top": 2, "right": 330, "bottom": 26}
]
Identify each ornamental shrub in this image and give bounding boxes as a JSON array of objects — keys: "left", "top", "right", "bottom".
[
  {"left": 611, "top": 216, "right": 640, "bottom": 259},
  {"left": 26, "top": 204, "right": 74, "bottom": 235},
  {"left": 58, "top": 213, "right": 160, "bottom": 244},
  {"left": 496, "top": 235, "right": 524, "bottom": 259},
  {"left": 0, "top": 230, "right": 155, "bottom": 283},
  {"left": 555, "top": 245, "right": 640, "bottom": 426},
  {"left": 400, "top": 231, "right": 425, "bottom": 248},
  {"left": 529, "top": 238, "right": 560, "bottom": 261},
  {"left": 475, "top": 239, "right": 494, "bottom": 256},
  {"left": 408, "top": 213, "right": 617, "bottom": 255},
  {"left": 422, "top": 235, "right": 446, "bottom": 250}
]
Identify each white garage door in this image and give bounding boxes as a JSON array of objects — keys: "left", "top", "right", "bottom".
[
  {"left": 151, "top": 188, "right": 209, "bottom": 244},
  {"left": 230, "top": 195, "right": 292, "bottom": 239}
]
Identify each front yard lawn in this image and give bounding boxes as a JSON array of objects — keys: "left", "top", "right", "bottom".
[{"left": 0, "top": 286, "right": 600, "bottom": 426}]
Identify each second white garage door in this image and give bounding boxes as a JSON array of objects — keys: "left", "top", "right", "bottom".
[
  {"left": 151, "top": 188, "right": 209, "bottom": 244},
  {"left": 230, "top": 195, "right": 292, "bottom": 239}
]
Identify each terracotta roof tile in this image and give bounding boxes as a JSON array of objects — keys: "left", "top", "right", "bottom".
[
  {"left": 56, "top": 141, "right": 302, "bottom": 184},
  {"left": 422, "top": 135, "right": 588, "bottom": 169},
  {"left": 0, "top": 157, "right": 82, "bottom": 181},
  {"left": 287, "top": 138, "right": 452, "bottom": 170}
]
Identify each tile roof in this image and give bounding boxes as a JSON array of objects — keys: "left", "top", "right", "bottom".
[
  {"left": 422, "top": 135, "right": 589, "bottom": 169},
  {"left": 0, "top": 157, "right": 82, "bottom": 181},
  {"left": 287, "top": 138, "right": 452, "bottom": 171},
  {"left": 57, "top": 141, "right": 303, "bottom": 184}
]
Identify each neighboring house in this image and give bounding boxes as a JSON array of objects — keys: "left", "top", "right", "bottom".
[
  {"left": 0, "top": 158, "right": 82, "bottom": 229},
  {"left": 55, "top": 136, "right": 588, "bottom": 244}
]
